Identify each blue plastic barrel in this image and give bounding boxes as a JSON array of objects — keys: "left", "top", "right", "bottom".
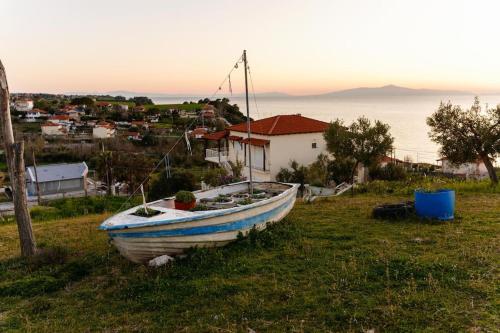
[{"left": 414, "top": 189, "right": 455, "bottom": 220}]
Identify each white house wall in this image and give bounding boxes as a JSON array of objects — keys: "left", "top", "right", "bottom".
[
  {"left": 228, "top": 130, "right": 328, "bottom": 181},
  {"left": 267, "top": 132, "right": 327, "bottom": 179},
  {"left": 442, "top": 160, "right": 488, "bottom": 178}
]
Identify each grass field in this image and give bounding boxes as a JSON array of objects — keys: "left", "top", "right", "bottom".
[
  {"left": 0, "top": 191, "right": 498, "bottom": 332},
  {"left": 146, "top": 103, "right": 203, "bottom": 112}
]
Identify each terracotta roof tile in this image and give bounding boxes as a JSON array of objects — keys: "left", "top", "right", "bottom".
[
  {"left": 241, "top": 138, "right": 269, "bottom": 146},
  {"left": 228, "top": 135, "right": 243, "bottom": 141},
  {"left": 228, "top": 114, "right": 329, "bottom": 135},
  {"left": 49, "top": 115, "right": 70, "bottom": 121},
  {"left": 203, "top": 130, "right": 228, "bottom": 141}
]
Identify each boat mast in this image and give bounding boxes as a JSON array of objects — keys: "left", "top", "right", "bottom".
[{"left": 243, "top": 50, "right": 253, "bottom": 194}]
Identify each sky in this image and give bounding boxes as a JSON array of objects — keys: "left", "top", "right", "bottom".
[{"left": 1, "top": 0, "right": 500, "bottom": 95}]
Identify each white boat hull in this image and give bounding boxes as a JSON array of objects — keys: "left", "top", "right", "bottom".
[{"left": 100, "top": 182, "right": 298, "bottom": 263}]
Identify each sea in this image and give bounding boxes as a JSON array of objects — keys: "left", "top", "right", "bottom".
[{"left": 152, "top": 95, "right": 500, "bottom": 164}]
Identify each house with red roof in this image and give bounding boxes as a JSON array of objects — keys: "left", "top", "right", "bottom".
[
  {"left": 95, "top": 101, "right": 113, "bottom": 111},
  {"left": 93, "top": 121, "right": 116, "bottom": 139},
  {"left": 13, "top": 98, "right": 34, "bottom": 112},
  {"left": 203, "top": 114, "right": 329, "bottom": 181},
  {"left": 378, "top": 155, "right": 405, "bottom": 167},
  {"left": 190, "top": 127, "right": 209, "bottom": 139},
  {"left": 41, "top": 122, "right": 67, "bottom": 136},
  {"left": 437, "top": 157, "right": 489, "bottom": 180},
  {"left": 25, "top": 109, "right": 48, "bottom": 122}
]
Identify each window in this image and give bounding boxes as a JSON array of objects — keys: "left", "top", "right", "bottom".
[{"left": 312, "top": 142, "right": 317, "bottom": 149}]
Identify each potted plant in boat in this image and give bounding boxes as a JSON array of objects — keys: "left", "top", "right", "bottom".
[{"left": 174, "top": 191, "right": 196, "bottom": 210}]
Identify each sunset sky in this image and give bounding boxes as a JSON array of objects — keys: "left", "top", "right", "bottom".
[{"left": 1, "top": 0, "right": 499, "bottom": 95}]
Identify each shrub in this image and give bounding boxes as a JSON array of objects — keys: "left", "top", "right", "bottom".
[
  {"left": 228, "top": 160, "right": 244, "bottom": 178},
  {"left": 370, "top": 163, "right": 407, "bottom": 181},
  {"left": 133, "top": 207, "right": 161, "bottom": 217},
  {"left": 276, "top": 161, "right": 307, "bottom": 185},
  {"left": 29, "top": 206, "right": 59, "bottom": 221},
  {"left": 307, "top": 154, "right": 330, "bottom": 187},
  {"left": 148, "top": 169, "right": 197, "bottom": 201},
  {"left": 203, "top": 168, "right": 228, "bottom": 187},
  {"left": 328, "top": 159, "right": 356, "bottom": 184},
  {"left": 29, "top": 196, "right": 136, "bottom": 222},
  {"left": 276, "top": 167, "right": 293, "bottom": 183},
  {"left": 175, "top": 191, "right": 195, "bottom": 203}
]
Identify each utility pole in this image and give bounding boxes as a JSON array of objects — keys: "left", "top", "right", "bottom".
[
  {"left": 243, "top": 50, "right": 253, "bottom": 194},
  {"left": 0, "top": 60, "right": 36, "bottom": 257},
  {"left": 32, "top": 150, "right": 42, "bottom": 205},
  {"left": 101, "top": 142, "right": 112, "bottom": 195}
]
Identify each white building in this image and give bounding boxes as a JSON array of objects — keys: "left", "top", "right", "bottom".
[
  {"left": 41, "top": 122, "right": 66, "bottom": 136},
  {"left": 25, "top": 109, "right": 48, "bottom": 122},
  {"left": 13, "top": 99, "right": 34, "bottom": 112},
  {"left": 26, "top": 162, "right": 88, "bottom": 196},
  {"left": 48, "top": 115, "right": 71, "bottom": 125},
  {"left": 66, "top": 110, "right": 81, "bottom": 121},
  {"left": 204, "top": 114, "right": 330, "bottom": 181},
  {"left": 93, "top": 122, "right": 116, "bottom": 139},
  {"left": 437, "top": 157, "right": 489, "bottom": 179}
]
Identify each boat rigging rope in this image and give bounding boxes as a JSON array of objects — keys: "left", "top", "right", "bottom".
[
  {"left": 114, "top": 52, "right": 247, "bottom": 213},
  {"left": 209, "top": 53, "right": 244, "bottom": 100},
  {"left": 247, "top": 65, "right": 261, "bottom": 120}
]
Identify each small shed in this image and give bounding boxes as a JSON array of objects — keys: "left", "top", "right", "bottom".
[{"left": 26, "top": 162, "right": 88, "bottom": 196}]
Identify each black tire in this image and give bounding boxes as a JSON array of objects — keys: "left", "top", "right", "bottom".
[{"left": 372, "top": 201, "right": 414, "bottom": 220}]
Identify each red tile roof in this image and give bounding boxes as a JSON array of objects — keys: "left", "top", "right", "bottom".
[
  {"left": 192, "top": 127, "right": 208, "bottom": 135},
  {"left": 96, "top": 121, "right": 114, "bottom": 129},
  {"left": 241, "top": 138, "right": 270, "bottom": 146},
  {"left": 228, "top": 135, "right": 243, "bottom": 141},
  {"left": 228, "top": 114, "right": 329, "bottom": 135},
  {"left": 49, "top": 115, "right": 70, "bottom": 121},
  {"left": 42, "top": 122, "right": 61, "bottom": 127},
  {"left": 96, "top": 102, "right": 112, "bottom": 107},
  {"left": 203, "top": 130, "right": 228, "bottom": 141}
]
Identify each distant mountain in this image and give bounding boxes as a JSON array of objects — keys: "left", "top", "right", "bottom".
[
  {"left": 309, "top": 85, "right": 474, "bottom": 98},
  {"left": 66, "top": 85, "right": 476, "bottom": 100}
]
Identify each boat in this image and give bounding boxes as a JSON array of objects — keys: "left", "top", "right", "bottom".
[
  {"left": 99, "top": 181, "right": 298, "bottom": 263},
  {"left": 99, "top": 50, "right": 299, "bottom": 263}
]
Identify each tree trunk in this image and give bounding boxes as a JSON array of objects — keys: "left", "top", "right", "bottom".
[
  {"left": 481, "top": 154, "right": 498, "bottom": 184},
  {"left": 350, "top": 161, "right": 359, "bottom": 196},
  {"left": 12, "top": 142, "right": 37, "bottom": 256},
  {"left": 0, "top": 60, "right": 37, "bottom": 257}
]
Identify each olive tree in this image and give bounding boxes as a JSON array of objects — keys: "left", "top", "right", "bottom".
[
  {"left": 427, "top": 98, "right": 499, "bottom": 184},
  {"left": 323, "top": 116, "right": 394, "bottom": 184}
]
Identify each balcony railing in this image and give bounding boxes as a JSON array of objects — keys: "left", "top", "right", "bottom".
[{"left": 205, "top": 148, "right": 228, "bottom": 164}]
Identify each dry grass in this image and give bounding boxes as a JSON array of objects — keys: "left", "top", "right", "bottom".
[{"left": 0, "top": 192, "right": 498, "bottom": 332}]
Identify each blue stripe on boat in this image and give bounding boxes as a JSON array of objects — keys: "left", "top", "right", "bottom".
[{"left": 108, "top": 195, "right": 294, "bottom": 238}]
